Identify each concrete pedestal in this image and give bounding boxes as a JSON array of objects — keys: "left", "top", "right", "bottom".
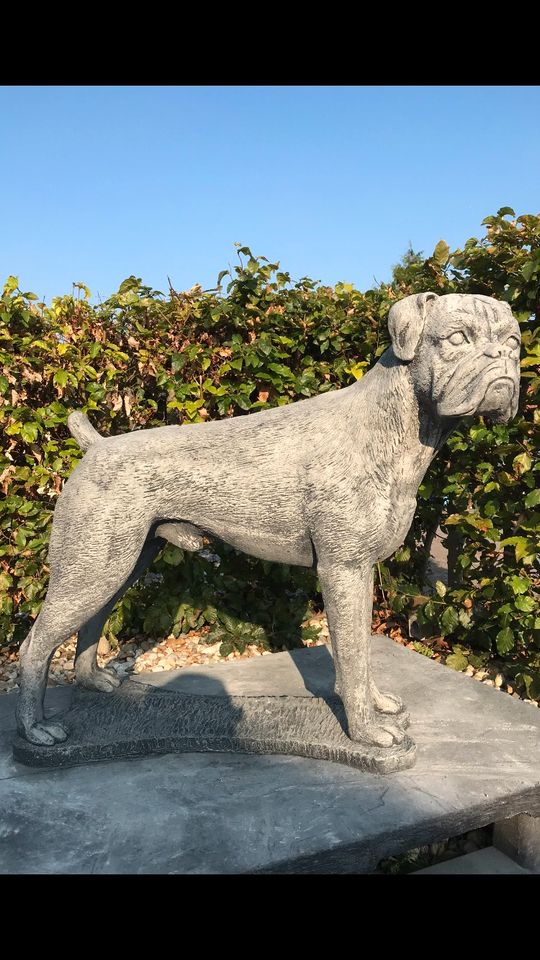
[{"left": 494, "top": 812, "right": 540, "bottom": 873}]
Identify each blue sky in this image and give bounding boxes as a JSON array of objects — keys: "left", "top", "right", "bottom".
[{"left": 2, "top": 85, "right": 539, "bottom": 302}]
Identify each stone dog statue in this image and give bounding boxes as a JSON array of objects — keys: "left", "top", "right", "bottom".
[{"left": 16, "top": 293, "right": 521, "bottom": 749}]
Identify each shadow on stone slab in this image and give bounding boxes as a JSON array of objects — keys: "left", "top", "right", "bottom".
[{"left": 12, "top": 670, "right": 415, "bottom": 775}]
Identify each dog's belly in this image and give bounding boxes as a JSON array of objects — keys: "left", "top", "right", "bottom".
[{"left": 200, "top": 521, "right": 315, "bottom": 568}]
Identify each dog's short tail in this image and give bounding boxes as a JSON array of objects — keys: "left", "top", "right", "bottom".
[{"left": 67, "top": 411, "right": 102, "bottom": 451}]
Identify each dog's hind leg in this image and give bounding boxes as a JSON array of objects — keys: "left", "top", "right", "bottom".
[
  {"left": 16, "top": 612, "right": 72, "bottom": 746},
  {"left": 74, "top": 536, "right": 164, "bottom": 692},
  {"left": 17, "top": 505, "right": 152, "bottom": 744},
  {"left": 78, "top": 518, "right": 205, "bottom": 690},
  {"left": 75, "top": 524, "right": 203, "bottom": 690},
  {"left": 17, "top": 595, "right": 103, "bottom": 746}
]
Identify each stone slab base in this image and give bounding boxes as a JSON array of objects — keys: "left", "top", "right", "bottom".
[
  {"left": 413, "top": 846, "right": 530, "bottom": 875},
  {"left": 3, "top": 640, "right": 540, "bottom": 873},
  {"left": 12, "top": 681, "right": 414, "bottom": 774}
]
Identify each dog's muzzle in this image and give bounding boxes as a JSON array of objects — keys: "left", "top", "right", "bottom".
[
  {"left": 436, "top": 358, "right": 520, "bottom": 422},
  {"left": 477, "top": 375, "right": 517, "bottom": 423}
]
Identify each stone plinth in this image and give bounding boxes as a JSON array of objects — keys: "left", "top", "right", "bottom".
[{"left": 2, "top": 636, "right": 540, "bottom": 874}]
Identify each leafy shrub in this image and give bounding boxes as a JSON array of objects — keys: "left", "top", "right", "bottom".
[{"left": 0, "top": 213, "right": 538, "bottom": 674}]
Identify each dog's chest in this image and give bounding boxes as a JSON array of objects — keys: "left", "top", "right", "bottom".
[
  {"left": 373, "top": 445, "right": 435, "bottom": 561},
  {"left": 351, "top": 451, "right": 425, "bottom": 562},
  {"left": 378, "top": 488, "right": 417, "bottom": 560}
]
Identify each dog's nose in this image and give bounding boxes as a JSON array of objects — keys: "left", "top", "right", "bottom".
[{"left": 483, "top": 342, "right": 504, "bottom": 358}]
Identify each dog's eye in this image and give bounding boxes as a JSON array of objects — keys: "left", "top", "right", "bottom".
[
  {"left": 506, "top": 335, "right": 520, "bottom": 351},
  {"left": 448, "top": 331, "right": 467, "bottom": 346}
]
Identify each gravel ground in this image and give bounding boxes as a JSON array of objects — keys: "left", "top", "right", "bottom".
[
  {"left": 1, "top": 615, "right": 538, "bottom": 708},
  {"left": 0, "top": 618, "right": 330, "bottom": 695}
]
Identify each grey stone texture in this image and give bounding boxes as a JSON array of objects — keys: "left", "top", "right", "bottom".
[
  {"left": 494, "top": 812, "right": 540, "bottom": 872},
  {"left": 3, "top": 639, "right": 540, "bottom": 874},
  {"left": 15, "top": 293, "right": 521, "bottom": 760},
  {"left": 413, "top": 847, "right": 531, "bottom": 875},
  {"left": 13, "top": 666, "right": 413, "bottom": 774}
]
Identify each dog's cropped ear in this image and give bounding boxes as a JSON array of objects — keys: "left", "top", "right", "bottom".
[{"left": 388, "top": 292, "right": 439, "bottom": 361}]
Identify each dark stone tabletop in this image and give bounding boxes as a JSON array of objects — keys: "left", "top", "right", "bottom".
[{"left": 2, "top": 636, "right": 540, "bottom": 873}]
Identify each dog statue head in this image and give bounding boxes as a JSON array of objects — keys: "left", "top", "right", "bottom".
[{"left": 388, "top": 292, "right": 521, "bottom": 423}]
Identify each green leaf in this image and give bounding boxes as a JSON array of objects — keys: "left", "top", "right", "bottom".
[
  {"left": 14, "top": 529, "right": 27, "bottom": 548},
  {"left": 497, "top": 207, "right": 515, "bottom": 218},
  {"left": 446, "top": 652, "right": 469, "bottom": 671},
  {"left": 444, "top": 514, "right": 464, "bottom": 526},
  {"left": 53, "top": 369, "right": 69, "bottom": 388},
  {"left": 203, "top": 627, "right": 226, "bottom": 645},
  {"left": 469, "top": 651, "right": 488, "bottom": 669},
  {"left": 161, "top": 545, "right": 184, "bottom": 566},
  {"left": 525, "top": 489, "right": 540, "bottom": 508},
  {"left": 515, "top": 539, "right": 537, "bottom": 564},
  {"left": 506, "top": 575, "right": 531, "bottom": 595},
  {"left": 440, "top": 605, "right": 460, "bottom": 637},
  {"left": 171, "top": 353, "right": 187, "bottom": 374},
  {"left": 432, "top": 240, "right": 450, "bottom": 267},
  {"left": 412, "top": 641, "right": 435, "bottom": 659},
  {"left": 458, "top": 609, "right": 472, "bottom": 629},
  {"left": 118, "top": 276, "right": 140, "bottom": 294},
  {"left": 513, "top": 452, "right": 532, "bottom": 474},
  {"left": 423, "top": 600, "right": 437, "bottom": 620},
  {"left": 435, "top": 580, "right": 446, "bottom": 598},
  {"left": 21, "top": 422, "right": 39, "bottom": 443},
  {"left": 496, "top": 627, "right": 514, "bottom": 655},
  {"left": 3, "top": 275, "right": 18, "bottom": 295},
  {"left": 268, "top": 363, "right": 293, "bottom": 378},
  {"left": 221, "top": 613, "right": 248, "bottom": 635},
  {"left": 201, "top": 605, "right": 218, "bottom": 624},
  {"left": 394, "top": 546, "right": 411, "bottom": 563},
  {"left": 514, "top": 595, "right": 536, "bottom": 613},
  {"left": 521, "top": 262, "right": 536, "bottom": 283}
]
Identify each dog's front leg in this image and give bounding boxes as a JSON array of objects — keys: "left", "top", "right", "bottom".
[{"left": 318, "top": 560, "right": 405, "bottom": 747}]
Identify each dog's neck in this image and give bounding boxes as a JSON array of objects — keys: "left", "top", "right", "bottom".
[{"left": 349, "top": 348, "right": 453, "bottom": 491}]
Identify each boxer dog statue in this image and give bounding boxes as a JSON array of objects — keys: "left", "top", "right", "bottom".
[{"left": 16, "top": 293, "right": 521, "bottom": 752}]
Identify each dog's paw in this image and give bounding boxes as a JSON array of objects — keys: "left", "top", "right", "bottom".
[
  {"left": 348, "top": 718, "right": 405, "bottom": 748},
  {"left": 22, "top": 720, "right": 68, "bottom": 746},
  {"left": 76, "top": 666, "right": 121, "bottom": 692},
  {"left": 371, "top": 685, "right": 404, "bottom": 716}
]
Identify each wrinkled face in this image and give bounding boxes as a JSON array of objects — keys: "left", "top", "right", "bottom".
[{"left": 402, "top": 294, "right": 521, "bottom": 423}]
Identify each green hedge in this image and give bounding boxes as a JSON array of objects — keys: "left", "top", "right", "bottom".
[{"left": 1, "top": 210, "right": 538, "bottom": 687}]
